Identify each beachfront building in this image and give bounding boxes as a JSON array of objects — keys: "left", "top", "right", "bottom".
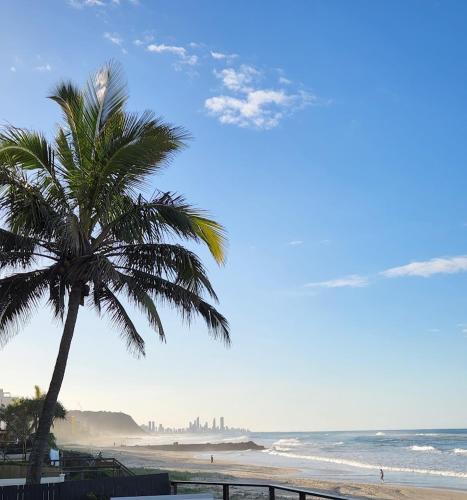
[{"left": 0, "top": 389, "right": 14, "bottom": 408}]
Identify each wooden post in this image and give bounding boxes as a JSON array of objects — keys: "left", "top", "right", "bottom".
[
  {"left": 223, "top": 484, "right": 229, "bottom": 499},
  {"left": 299, "top": 492, "right": 306, "bottom": 500},
  {"left": 173, "top": 482, "right": 178, "bottom": 494},
  {"left": 269, "top": 485, "right": 275, "bottom": 499}
]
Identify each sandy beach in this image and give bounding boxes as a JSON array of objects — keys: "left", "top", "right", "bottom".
[{"left": 70, "top": 444, "right": 467, "bottom": 499}]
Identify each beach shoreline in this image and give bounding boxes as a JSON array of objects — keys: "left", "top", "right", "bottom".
[{"left": 67, "top": 443, "right": 467, "bottom": 499}]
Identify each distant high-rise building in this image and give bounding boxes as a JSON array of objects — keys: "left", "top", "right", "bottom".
[
  {"left": 212, "top": 418, "right": 216, "bottom": 430},
  {"left": 220, "top": 416, "right": 225, "bottom": 431},
  {"left": 196, "top": 417, "right": 200, "bottom": 430}
]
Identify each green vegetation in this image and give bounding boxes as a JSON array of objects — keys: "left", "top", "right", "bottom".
[
  {"left": 0, "top": 61, "right": 229, "bottom": 484},
  {"left": 0, "top": 386, "right": 65, "bottom": 460}
]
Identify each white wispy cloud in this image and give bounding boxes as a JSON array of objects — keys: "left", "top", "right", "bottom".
[
  {"left": 134, "top": 34, "right": 154, "bottom": 46},
  {"left": 69, "top": 0, "right": 136, "bottom": 6},
  {"left": 69, "top": 0, "right": 105, "bottom": 7},
  {"left": 104, "top": 32, "right": 123, "bottom": 46},
  {"left": 147, "top": 43, "right": 198, "bottom": 66},
  {"left": 381, "top": 255, "right": 467, "bottom": 278},
  {"left": 35, "top": 64, "right": 52, "bottom": 72},
  {"left": 210, "top": 51, "right": 238, "bottom": 61},
  {"left": 214, "top": 65, "right": 258, "bottom": 92},
  {"left": 288, "top": 240, "right": 303, "bottom": 246},
  {"left": 205, "top": 65, "right": 314, "bottom": 129},
  {"left": 305, "top": 274, "right": 369, "bottom": 288},
  {"left": 279, "top": 76, "right": 292, "bottom": 85}
]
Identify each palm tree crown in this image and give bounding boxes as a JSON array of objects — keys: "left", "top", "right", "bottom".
[
  {"left": 0, "top": 61, "right": 229, "bottom": 353},
  {"left": 0, "top": 62, "right": 229, "bottom": 483}
]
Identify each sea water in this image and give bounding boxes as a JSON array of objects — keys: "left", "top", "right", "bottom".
[{"left": 194, "top": 429, "right": 467, "bottom": 491}]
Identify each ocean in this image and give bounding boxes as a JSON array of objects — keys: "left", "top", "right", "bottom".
[{"left": 190, "top": 429, "right": 467, "bottom": 491}]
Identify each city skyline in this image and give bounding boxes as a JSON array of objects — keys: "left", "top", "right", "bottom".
[{"left": 142, "top": 415, "right": 249, "bottom": 434}]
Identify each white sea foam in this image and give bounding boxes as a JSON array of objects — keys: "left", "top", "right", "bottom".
[
  {"left": 273, "top": 438, "right": 302, "bottom": 447},
  {"left": 220, "top": 435, "right": 249, "bottom": 443},
  {"left": 265, "top": 450, "right": 467, "bottom": 479},
  {"left": 453, "top": 448, "right": 467, "bottom": 455},
  {"left": 415, "top": 433, "right": 440, "bottom": 437},
  {"left": 375, "top": 432, "right": 385, "bottom": 436},
  {"left": 410, "top": 445, "right": 437, "bottom": 452}
]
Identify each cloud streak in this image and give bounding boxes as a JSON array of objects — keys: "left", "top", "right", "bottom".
[
  {"left": 147, "top": 43, "right": 198, "bottom": 66},
  {"left": 308, "top": 254, "right": 467, "bottom": 292},
  {"left": 305, "top": 274, "right": 369, "bottom": 289},
  {"left": 104, "top": 32, "right": 123, "bottom": 46},
  {"left": 69, "top": 0, "right": 136, "bottom": 7},
  {"left": 35, "top": 64, "right": 52, "bottom": 72},
  {"left": 381, "top": 256, "right": 467, "bottom": 278},
  {"left": 211, "top": 51, "right": 237, "bottom": 61}
]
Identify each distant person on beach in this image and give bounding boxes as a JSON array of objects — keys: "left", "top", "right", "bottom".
[
  {"left": 211, "top": 455, "right": 214, "bottom": 464},
  {"left": 380, "top": 468, "right": 384, "bottom": 482}
]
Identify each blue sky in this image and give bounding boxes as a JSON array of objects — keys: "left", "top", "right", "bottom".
[{"left": 1, "top": 0, "right": 467, "bottom": 431}]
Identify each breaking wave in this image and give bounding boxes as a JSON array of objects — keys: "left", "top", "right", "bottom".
[
  {"left": 272, "top": 438, "right": 302, "bottom": 448},
  {"left": 265, "top": 450, "right": 467, "bottom": 479},
  {"left": 410, "top": 445, "right": 437, "bottom": 452}
]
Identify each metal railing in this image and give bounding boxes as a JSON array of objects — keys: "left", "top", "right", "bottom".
[
  {"left": 171, "top": 480, "right": 349, "bottom": 499},
  {"left": 60, "top": 456, "right": 135, "bottom": 477}
]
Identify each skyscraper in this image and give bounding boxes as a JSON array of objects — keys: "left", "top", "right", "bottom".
[
  {"left": 220, "top": 416, "right": 225, "bottom": 431},
  {"left": 212, "top": 418, "right": 216, "bottom": 430}
]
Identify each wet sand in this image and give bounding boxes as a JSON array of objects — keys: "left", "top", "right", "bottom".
[{"left": 70, "top": 444, "right": 467, "bottom": 499}]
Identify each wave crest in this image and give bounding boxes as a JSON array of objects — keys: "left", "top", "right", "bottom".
[
  {"left": 410, "top": 445, "right": 437, "bottom": 452},
  {"left": 265, "top": 450, "right": 467, "bottom": 479},
  {"left": 272, "top": 438, "right": 302, "bottom": 448}
]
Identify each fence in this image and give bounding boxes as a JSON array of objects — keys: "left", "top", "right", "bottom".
[
  {"left": 171, "top": 480, "right": 349, "bottom": 500},
  {"left": 0, "top": 475, "right": 350, "bottom": 499},
  {"left": 0, "top": 472, "right": 170, "bottom": 499}
]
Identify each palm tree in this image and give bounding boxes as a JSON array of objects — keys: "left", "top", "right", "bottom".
[
  {"left": 0, "top": 386, "right": 66, "bottom": 460},
  {"left": 27, "top": 386, "right": 66, "bottom": 436},
  {"left": 0, "top": 62, "right": 229, "bottom": 484}
]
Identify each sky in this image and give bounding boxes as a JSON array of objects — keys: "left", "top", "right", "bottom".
[{"left": 1, "top": 0, "right": 467, "bottom": 432}]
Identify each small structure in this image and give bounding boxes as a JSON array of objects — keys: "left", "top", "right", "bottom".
[{"left": 0, "top": 389, "right": 14, "bottom": 409}]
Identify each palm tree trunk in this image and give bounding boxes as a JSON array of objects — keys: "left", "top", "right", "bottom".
[{"left": 26, "top": 285, "right": 82, "bottom": 484}]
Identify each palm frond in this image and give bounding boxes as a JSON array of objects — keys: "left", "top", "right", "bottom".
[
  {"left": 94, "top": 192, "right": 227, "bottom": 265},
  {"left": 119, "top": 268, "right": 230, "bottom": 345},
  {"left": 109, "top": 243, "right": 218, "bottom": 300},
  {"left": 0, "top": 269, "right": 51, "bottom": 347},
  {"left": 95, "top": 284, "right": 145, "bottom": 356},
  {"left": 0, "top": 229, "right": 40, "bottom": 269},
  {"left": 112, "top": 272, "right": 165, "bottom": 341},
  {"left": 83, "top": 61, "right": 127, "bottom": 143}
]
